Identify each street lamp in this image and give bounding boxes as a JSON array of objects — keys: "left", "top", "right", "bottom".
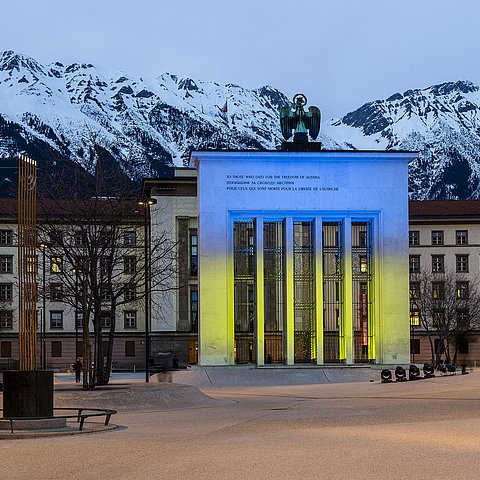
[
  {"left": 39, "top": 242, "right": 48, "bottom": 370},
  {"left": 139, "top": 197, "right": 157, "bottom": 382},
  {"left": 72, "top": 267, "right": 80, "bottom": 358}
]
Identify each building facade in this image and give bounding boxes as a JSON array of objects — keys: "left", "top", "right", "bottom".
[
  {"left": 0, "top": 198, "right": 147, "bottom": 370},
  {"left": 409, "top": 201, "right": 480, "bottom": 366}
]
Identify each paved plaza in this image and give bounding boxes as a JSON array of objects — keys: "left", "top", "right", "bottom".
[{"left": 2, "top": 367, "right": 480, "bottom": 479}]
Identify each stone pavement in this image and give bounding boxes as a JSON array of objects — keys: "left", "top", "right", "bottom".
[{"left": 1, "top": 368, "right": 480, "bottom": 479}]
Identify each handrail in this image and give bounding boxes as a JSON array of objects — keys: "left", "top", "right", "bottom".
[{"left": 0, "top": 407, "right": 117, "bottom": 434}]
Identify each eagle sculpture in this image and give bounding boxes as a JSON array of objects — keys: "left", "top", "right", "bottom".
[{"left": 280, "top": 94, "right": 321, "bottom": 142}]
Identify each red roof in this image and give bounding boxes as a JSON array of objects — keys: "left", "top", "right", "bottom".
[{"left": 409, "top": 200, "right": 480, "bottom": 218}]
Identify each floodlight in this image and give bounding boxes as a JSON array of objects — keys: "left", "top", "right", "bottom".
[
  {"left": 395, "top": 366, "right": 407, "bottom": 382},
  {"left": 409, "top": 364, "right": 421, "bottom": 380},
  {"left": 380, "top": 369, "right": 392, "bottom": 383},
  {"left": 423, "top": 363, "right": 435, "bottom": 378}
]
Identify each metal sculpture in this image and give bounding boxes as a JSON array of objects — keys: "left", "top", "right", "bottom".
[
  {"left": 18, "top": 153, "right": 37, "bottom": 370},
  {"left": 280, "top": 94, "right": 321, "bottom": 142}
]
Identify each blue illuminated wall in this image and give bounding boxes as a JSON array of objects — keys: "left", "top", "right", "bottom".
[{"left": 192, "top": 150, "right": 416, "bottom": 366}]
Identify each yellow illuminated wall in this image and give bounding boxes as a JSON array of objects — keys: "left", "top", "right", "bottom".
[{"left": 194, "top": 151, "right": 415, "bottom": 366}]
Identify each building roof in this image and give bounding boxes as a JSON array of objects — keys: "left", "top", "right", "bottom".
[
  {"left": 409, "top": 200, "right": 480, "bottom": 218},
  {"left": 0, "top": 198, "right": 144, "bottom": 220}
]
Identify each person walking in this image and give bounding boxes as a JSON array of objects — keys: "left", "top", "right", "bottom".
[{"left": 73, "top": 358, "right": 82, "bottom": 384}]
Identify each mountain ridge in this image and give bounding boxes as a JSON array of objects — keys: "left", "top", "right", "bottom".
[{"left": 1, "top": 50, "right": 480, "bottom": 199}]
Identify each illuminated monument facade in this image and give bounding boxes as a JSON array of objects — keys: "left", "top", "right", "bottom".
[{"left": 192, "top": 149, "right": 416, "bottom": 366}]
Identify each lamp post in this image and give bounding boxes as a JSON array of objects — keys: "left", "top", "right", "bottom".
[
  {"left": 72, "top": 267, "right": 79, "bottom": 358},
  {"left": 39, "top": 243, "right": 48, "bottom": 370},
  {"left": 139, "top": 197, "right": 157, "bottom": 382}
]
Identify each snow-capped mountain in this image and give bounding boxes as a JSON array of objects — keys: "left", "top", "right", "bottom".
[
  {"left": 323, "top": 81, "right": 480, "bottom": 199},
  {"left": 0, "top": 50, "right": 290, "bottom": 196},
  {"left": 2, "top": 50, "right": 480, "bottom": 200}
]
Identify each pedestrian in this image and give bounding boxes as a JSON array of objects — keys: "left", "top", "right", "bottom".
[
  {"left": 172, "top": 355, "right": 179, "bottom": 369},
  {"left": 73, "top": 358, "right": 82, "bottom": 384}
]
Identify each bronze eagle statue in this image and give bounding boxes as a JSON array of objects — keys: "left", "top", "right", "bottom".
[{"left": 280, "top": 94, "right": 321, "bottom": 142}]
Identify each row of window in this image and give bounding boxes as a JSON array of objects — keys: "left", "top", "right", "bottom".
[
  {"left": 0, "top": 254, "right": 138, "bottom": 275},
  {"left": 0, "top": 340, "right": 138, "bottom": 358},
  {"left": 409, "top": 230, "right": 469, "bottom": 246},
  {"left": 0, "top": 310, "right": 138, "bottom": 330},
  {"left": 0, "top": 282, "right": 138, "bottom": 303},
  {"left": 409, "top": 281, "right": 469, "bottom": 300},
  {"left": 0, "top": 229, "right": 138, "bottom": 247},
  {"left": 409, "top": 254, "right": 469, "bottom": 273},
  {"left": 410, "top": 309, "right": 469, "bottom": 328}
]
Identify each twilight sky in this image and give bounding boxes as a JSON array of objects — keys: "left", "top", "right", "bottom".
[{"left": 1, "top": 0, "right": 479, "bottom": 119}]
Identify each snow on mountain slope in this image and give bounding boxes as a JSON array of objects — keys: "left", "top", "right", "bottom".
[
  {"left": 323, "top": 81, "right": 480, "bottom": 199},
  {"left": 0, "top": 50, "right": 289, "bottom": 183},
  {"left": 2, "top": 50, "right": 480, "bottom": 200}
]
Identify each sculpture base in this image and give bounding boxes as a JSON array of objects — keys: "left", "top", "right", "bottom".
[
  {"left": 281, "top": 141, "right": 322, "bottom": 152},
  {"left": 3, "top": 371, "right": 54, "bottom": 418}
]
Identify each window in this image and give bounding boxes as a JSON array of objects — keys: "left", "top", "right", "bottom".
[
  {"left": 431, "top": 230, "right": 444, "bottom": 245},
  {"left": 432, "top": 282, "right": 445, "bottom": 300},
  {"left": 50, "top": 256, "right": 62, "bottom": 273},
  {"left": 50, "top": 311, "right": 63, "bottom": 329},
  {"left": 456, "top": 255, "right": 469, "bottom": 273},
  {"left": 76, "top": 311, "right": 83, "bottom": 328},
  {"left": 51, "top": 341, "right": 62, "bottom": 357},
  {"left": 359, "top": 255, "right": 368, "bottom": 273},
  {"left": 456, "top": 230, "right": 468, "bottom": 245},
  {"left": 190, "top": 232, "right": 198, "bottom": 276},
  {"left": 100, "top": 284, "right": 112, "bottom": 301},
  {"left": 410, "top": 282, "right": 420, "bottom": 300},
  {"left": 74, "top": 231, "right": 86, "bottom": 246},
  {"left": 458, "top": 337, "right": 469, "bottom": 354},
  {"left": 359, "top": 231, "right": 367, "bottom": 247},
  {"left": 432, "top": 255, "right": 444, "bottom": 273},
  {"left": 0, "top": 230, "right": 13, "bottom": 245},
  {"left": 99, "top": 231, "right": 112, "bottom": 246},
  {"left": 457, "top": 309, "right": 469, "bottom": 327},
  {"left": 124, "top": 310, "right": 137, "bottom": 328},
  {"left": 0, "top": 310, "right": 13, "bottom": 328},
  {"left": 457, "top": 282, "right": 469, "bottom": 299},
  {"left": 124, "top": 285, "right": 136, "bottom": 302},
  {"left": 409, "top": 255, "right": 420, "bottom": 273},
  {"left": 50, "top": 283, "right": 63, "bottom": 301},
  {"left": 0, "top": 284, "right": 13, "bottom": 301},
  {"left": 124, "top": 231, "right": 136, "bottom": 246},
  {"left": 0, "top": 255, "right": 13, "bottom": 273},
  {"left": 26, "top": 255, "right": 37, "bottom": 273},
  {"left": 432, "top": 310, "right": 445, "bottom": 327},
  {"left": 409, "top": 231, "right": 420, "bottom": 246},
  {"left": 411, "top": 339, "right": 420, "bottom": 355},
  {"left": 124, "top": 256, "right": 136, "bottom": 273},
  {"left": 49, "top": 229, "right": 63, "bottom": 246},
  {"left": 190, "top": 289, "right": 198, "bottom": 332},
  {"left": 410, "top": 310, "right": 420, "bottom": 327},
  {"left": 125, "top": 341, "right": 135, "bottom": 357},
  {"left": 1, "top": 341, "right": 12, "bottom": 358},
  {"left": 100, "top": 312, "right": 111, "bottom": 329},
  {"left": 100, "top": 257, "right": 112, "bottom": 276}
]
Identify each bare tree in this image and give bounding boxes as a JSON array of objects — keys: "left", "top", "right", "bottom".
[
  {"left": 410, "top": 269, "right": 480, "bottom": 366},
  {"left": 37, "top": 195, "right": 176, "bottom": 388}
]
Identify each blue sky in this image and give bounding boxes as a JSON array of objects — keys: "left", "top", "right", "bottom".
[{"left": 1, "top": 0, "right": 479, "bottom": 119}]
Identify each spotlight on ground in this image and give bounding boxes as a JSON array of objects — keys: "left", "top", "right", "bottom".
[
  {"left": 409, "top": 364, "right": 421, "bottom": 380},
  {"left": 380, "top": 369, "right": 392, "bottom": 383},
  {"left": 437, "top": 362, "right": 447, "bottom": 375},
  {"left": 423, "top": 363, "right": 435, "bottom": 378},
  {"left": 395, "top": 366, "right": 407, "bottom": 382}
]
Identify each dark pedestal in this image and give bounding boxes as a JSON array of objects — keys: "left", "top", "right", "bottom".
[{"left": 3, "top": 371, "right": 54, "bottom": 418}]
